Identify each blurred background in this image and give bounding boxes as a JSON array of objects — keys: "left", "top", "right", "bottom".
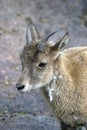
[{"left": 0, "top": 0, "right": 87, "bottom": 130}]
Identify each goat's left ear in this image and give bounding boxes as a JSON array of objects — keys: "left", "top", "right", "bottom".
[{"left": 50, "top": 32, "right": 69, "bottom": 59}]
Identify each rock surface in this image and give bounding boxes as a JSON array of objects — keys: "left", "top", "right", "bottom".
[{"left": 0, "top": 0, "right": 87, "bottom": 129}]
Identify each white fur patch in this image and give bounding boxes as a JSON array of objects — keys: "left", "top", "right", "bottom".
[
  {"left": 22, "top": 82, "right": 32, "bottom": 92},
  {"left": 73, "top": 116, "right": 78, "bottom": 120},
  {"left": 53, "top": 76, "right": 57, "bottom": 80},
  {"left": 22, "top": 82, "right": 43, "bottom": 92},
  {"left": 34, "top": 83, "right": 43, "bottom": 89},
  {"left": 47, "top": 76, "right": 59, "bottom": 102},
  {"left": 48, "top": 87, "right": 55, "bottom": 102},
  {"left": 58, "top": 75, "right": 63, "bottom": 79}
]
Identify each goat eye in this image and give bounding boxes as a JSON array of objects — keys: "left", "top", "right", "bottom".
[{"left": 38, "top": 62, "right": 47, "bottom": 68}]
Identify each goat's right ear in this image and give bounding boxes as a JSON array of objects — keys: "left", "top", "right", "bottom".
[
  {"left": 26, "top": 18, "right": 41, "bottom": 44},
  {"left": 50, "top": 32, "right": 69, "bottom": 50},
  {"left": 50, "top": 32, "right": 69, "bottom": 60}
]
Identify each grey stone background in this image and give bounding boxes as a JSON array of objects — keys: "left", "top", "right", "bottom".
[{"left": 0, "top": 0, "right": 87, "bottom": 129}]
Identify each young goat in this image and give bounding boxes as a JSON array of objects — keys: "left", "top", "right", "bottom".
[{"left": 16, "top": 19, "right": 87, "bottom": 130}]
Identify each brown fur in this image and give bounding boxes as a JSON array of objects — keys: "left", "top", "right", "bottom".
[
  {"left": 16, "top": 20, "right": 87, "bottom": 130},
  {"left": 42, "top": 47, "right": 87, "bottom": 127}
]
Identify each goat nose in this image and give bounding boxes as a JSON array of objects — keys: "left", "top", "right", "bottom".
[{"left": 16, "top": 84, "right": 25, "bottom": 91}]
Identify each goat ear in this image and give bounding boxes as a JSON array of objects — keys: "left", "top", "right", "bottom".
[
  {"left": 50, "top": 32, "right": 69, "bottom": 59},
  {"left": 50, "top": 32, "right": 69, "bottom": 50},
  {"left": 26, "top": 18, "right": 41, "bottom": 44}
]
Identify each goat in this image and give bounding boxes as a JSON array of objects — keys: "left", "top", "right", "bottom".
[{"left": 16, "top": 19, "right": 87, "bottom": 130}]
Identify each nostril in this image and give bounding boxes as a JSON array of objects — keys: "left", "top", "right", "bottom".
[{"left": 16, "top": 84, "right": 25, "bottom": 91}]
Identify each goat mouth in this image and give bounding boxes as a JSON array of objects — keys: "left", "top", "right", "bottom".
[
  {"left": 16, "top": 83, "right": 24, "bottom": 89},
  {"left": 16, "top": 85, "right": 25, "bottom": 94}
]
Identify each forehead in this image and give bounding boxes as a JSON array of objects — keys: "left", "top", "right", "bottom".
[
  {"left": 21, "top": 44, "right": 50, "bottom": 60},
  {"left": 23, "top": 44, "right": 37, "bottom": 57}
]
